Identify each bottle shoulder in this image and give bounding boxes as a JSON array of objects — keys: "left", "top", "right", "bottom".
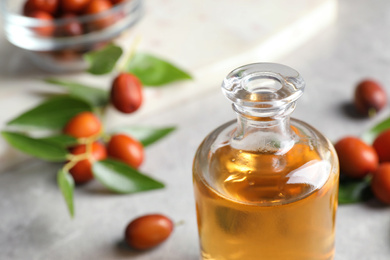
[
  {"left": 193, "top": 118, "right": 339, "bottom": 206},
  {"left": 197, "top": 118, "right": 336, "bottom": 159}
]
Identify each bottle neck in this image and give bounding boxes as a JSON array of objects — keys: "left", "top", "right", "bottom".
[
  {"left": 220, "top": 63, "right": 305, "bottom": 154},
  {"left": 232, "top": 104, "right": 296, "bottom": 154}
]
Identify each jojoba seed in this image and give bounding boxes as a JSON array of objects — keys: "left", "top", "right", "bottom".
[
  {"left": 29, "top": 11, "right": 55, "bottom": 36},
  {"left": 110, "top": 0, "right": 125, "bottom": 4},
  {"left": 23, "top": 0, "right": 59, "bottom": 15},
  {"left": 62, "top": 0, "right": 92, "bottom": 13},
  {"left": 23, "top": 0, "right": 36, "bottom": 16},
  {"left": 51, "top": 49, "right": 81, "bottom": 61},
  {"left": 110, "top": 73, "right": 143, "bottom": 114},
  {"left": 354, "top": 79, "right": 387, "bottom": 116},
  {"left": 84, "top": 0, "right": 112, "bottom": 14},
  {"left": 69, "top": 142, "right": 107, "bottom": 184},
  {"left": 371, "top": 163, "right": 390, "bottom": 204},
  {"left": 63, "top": 112, "right": 102, "bottom": 138},
  {"left": 125, "top": 214, "right": 173, "bottom": 250},
  {"left": 107, "top": 134, "right": 144, "bottom": 168},
  {"left": 373, "top": 129, "right": 390, "bottom": 162},
  {"left": 84, "top": 0, "right": 113, "bottom": 30},
  {"left": 334, "top": 136, "right": 378, "bottom": 178},
  {"left": 60, "top": 13, "right": 84, "bottom": 36}
]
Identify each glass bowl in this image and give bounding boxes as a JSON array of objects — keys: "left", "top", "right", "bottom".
[{"left": 0, "top": 0, "right": 143, "bottom": 73}]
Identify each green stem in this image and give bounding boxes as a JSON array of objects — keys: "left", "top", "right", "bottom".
[
  {"left": 117, "top": 35, "right": 142, "bottom": 73},
  {"left": 63, "top": 152, "right": 90, "bottom": 172},
  {"left": 102, "top": 132, "right": 111, "bottom": 143},
  {"left": 368, "top": 108, "right": 377, "bottom": 118}
]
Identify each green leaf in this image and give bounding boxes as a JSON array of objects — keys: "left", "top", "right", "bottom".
[
  {"left": 45, "top": 78, "right": 109, "bottom": 107},
  {"left": 1, "top": 131, "right": 68, "bottom": 162},
  {"left": 57, "top": 169, "right": 75, "bottom": 218},
  {"left": 362, "top": 117, "right": 390, "bottom": 144},
  {"left": 92, "top": 159, "right": 164, "bottom": 194},
  {"left": 338, "top": 176, "right": 373, "bottom": 204},
  {"left": 7, "top": 95, "right": 92, "bottom": 130},
  {"left": 39, "top": 134, "right": 78, "bottom": 148},
  {"left": 124, "top": 52, "right": 192, "bottom": 86},
  {"left": 84, "top": 44, "right": 123, "bottom": 75},
  {"left": 111, "top": 126, "right": 176, "bottom": 147}
]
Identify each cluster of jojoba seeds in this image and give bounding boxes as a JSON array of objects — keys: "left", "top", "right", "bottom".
[
  {"left": 335, "top": 134, "right": 390, "bottom": 204},
  {"left": 62, "top": 73, "right": 173, "bottom": 249},
  {"left": 335, "top": 79, "right": 390, "bottom": 204},
  {"left": 63, "top": 111, "right": 144, "bottom": 185},
  {"left": 22, "top": 0, "right": 126, "bottom": 37},
  {"left": 62, "top": 72, "right": 143, "bottom": 184}
]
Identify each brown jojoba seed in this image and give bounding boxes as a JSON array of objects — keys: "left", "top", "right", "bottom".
[
  {"left": 125, "top": 214, "right": 173, "bottom": 250},
  {"left": 354, "top": 79, "right": 387, "bottom": 117},
  {"left": 110, "top": 73, "right": 143, "bottom": 114}
]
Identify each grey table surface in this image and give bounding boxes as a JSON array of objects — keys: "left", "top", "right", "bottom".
[{"left": 1, "top": 0, "right": 390, "bottom": 259}]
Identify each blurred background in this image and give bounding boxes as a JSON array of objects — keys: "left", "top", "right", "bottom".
[{"left": 0, "top": 0, "right": 390, "bottom": 259}]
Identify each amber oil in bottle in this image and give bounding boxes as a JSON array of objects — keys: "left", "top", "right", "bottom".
[{"left": 193, "top": 63, "right": 339, "bottom": 260}]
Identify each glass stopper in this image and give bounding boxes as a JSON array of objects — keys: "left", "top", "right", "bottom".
[{"left": 222, "top": 63, "right": 305, "bottom": 118}]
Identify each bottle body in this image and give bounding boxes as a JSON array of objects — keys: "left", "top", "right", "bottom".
[{"left": 193, "top": 119, "right": 339, "bottom": 260}]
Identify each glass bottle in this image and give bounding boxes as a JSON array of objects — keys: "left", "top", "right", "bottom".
[{"left": 193, "top": 63, "right": 339, "bottom": 260}]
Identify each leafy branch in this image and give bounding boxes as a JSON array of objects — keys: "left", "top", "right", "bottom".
[{"left": 1, "top": 43, "right": 191, "bottom": 217}]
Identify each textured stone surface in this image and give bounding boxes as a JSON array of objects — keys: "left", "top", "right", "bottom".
[{"left": 1, "top": 0, "right": 390, "bottom": 259}]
